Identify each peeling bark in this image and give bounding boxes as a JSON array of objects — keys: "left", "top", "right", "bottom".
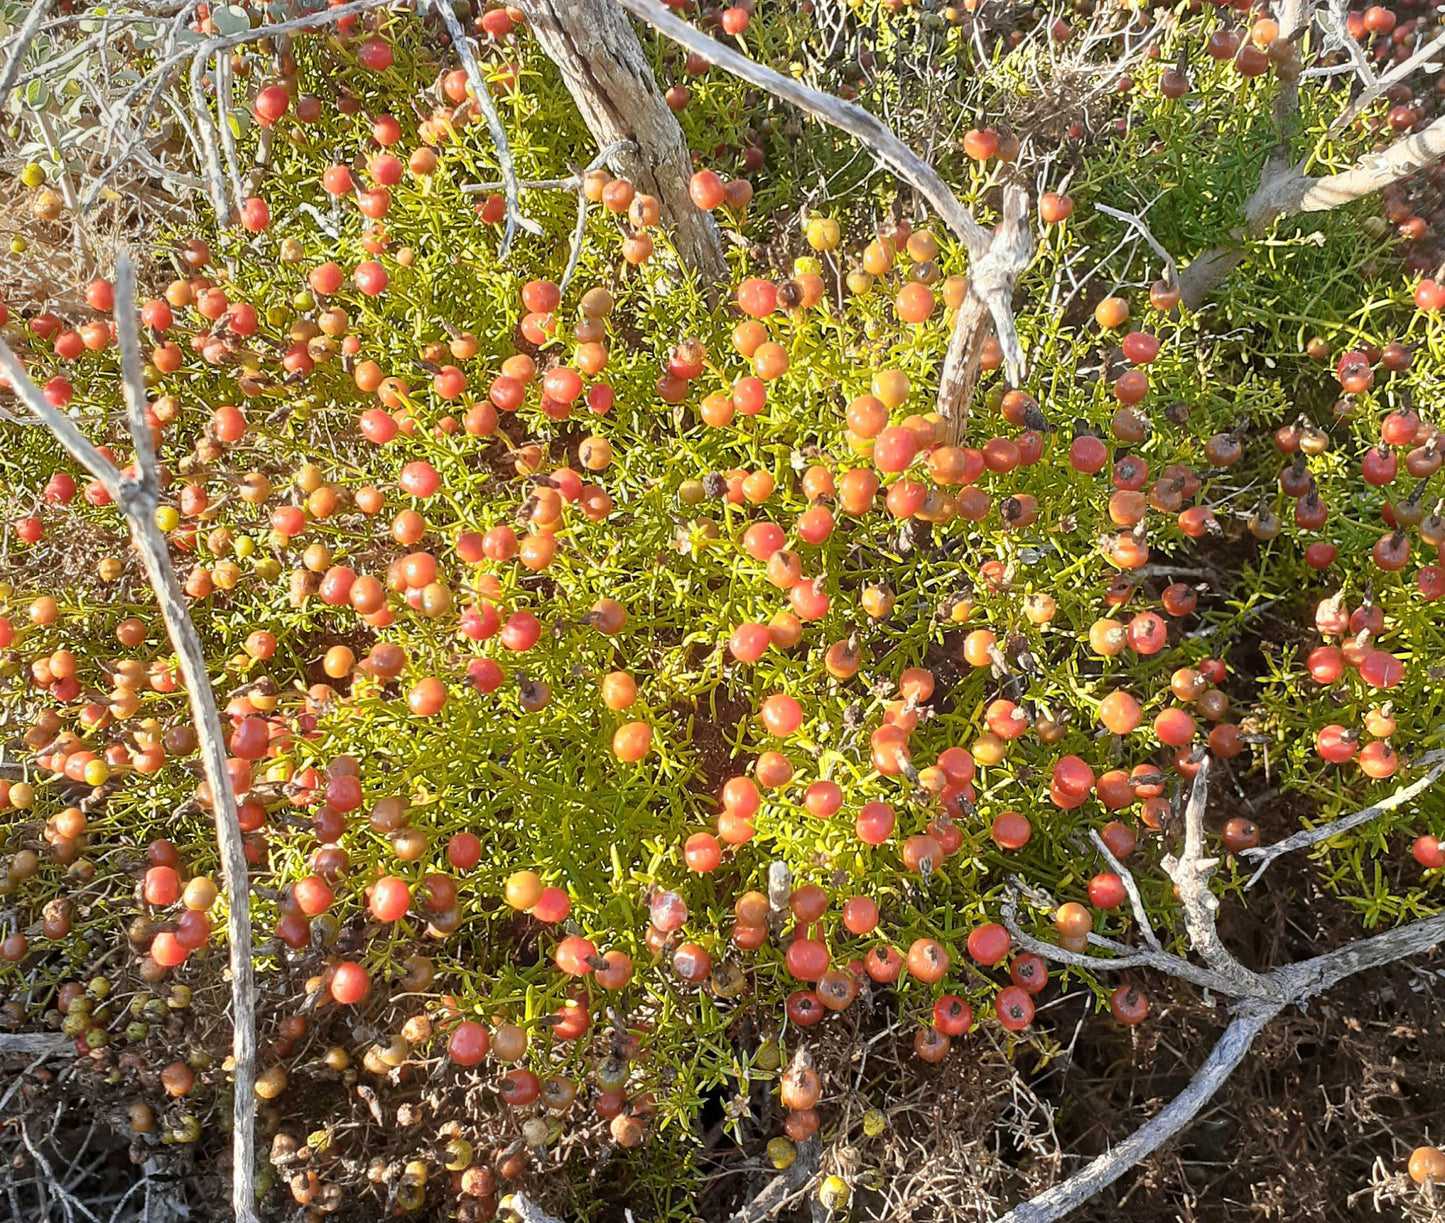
[
  {"left": 525, "top": 0, "right": 727, "bottom": 282},
  {"left": 1181, "top": 103, "right": 1445, "bottom": 307}
]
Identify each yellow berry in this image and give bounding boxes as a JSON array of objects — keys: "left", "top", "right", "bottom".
[
  {"left": 766, "top": 1137, "right": 796, "bottom": 1169},
  {"left": 818, "top": 1176, "right": 850, "bottom": 1211}
]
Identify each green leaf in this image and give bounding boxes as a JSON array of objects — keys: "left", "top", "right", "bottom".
[{"left": 210, "top": 3, "right": 252, "bottom": 35}]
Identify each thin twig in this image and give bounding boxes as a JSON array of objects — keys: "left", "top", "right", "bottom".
[
  {"left": 188, "top": 50, "right": 230, "bottom": 225},
  {"left": 1328, "top": 28, "right": 1445, "bottom": 136},
  {"left": 1000, "top": 893, "right": 1252, "bottom": 996},
  {"left": 558, "top": 142, "right": 634, "bottom": 293},
  {"left": 214, "top": 51, "right": 246, "bottom": 221},
  {"left": 1240, "top": 750, "right": 1445, "bottom": 887},
  {"left": 427, "top": 0, "right": 540, "bottom": 255},
  {"left": 1317, "top": 0, "right": 1376, "bottom": 86},
  {"left": 1088, "top": 829, "right": 1161, "bottom": 952},
  {"left": 463, "top": 140, "right": 634, "bottom": 195},
  {"left": 1094, "top": 201, "right": 1179, "bottom": 289}
]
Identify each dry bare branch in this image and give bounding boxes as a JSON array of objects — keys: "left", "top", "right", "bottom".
[
  {"left": 999, "top": 893, "right": 1253, "bottom": 996},
  {"left": 1317, "top": 0, "right": 1376, "bottom": 86},
  {"left": 1240, "top": 750, "right": 1445, "bottom": 886},
  {"left": 611, "top": 0, "right": 989, "bottom": 256},
  {"left": 1088, "top": 828, "right": 1161, "bottom": 952},
  {"left": 1328, "top": 27, "right": 1445, "bottom": 135},
  {"left": 0, "top": 1033, "right": 73, "bottom": 1057},
  {"left": 992, "top": 1003, "right": 1282, "bottom": 1223},
  {"left": 1275, "top": 907, "right": 1445, "bottom": 1000},
  {"left": 1161, "top": 758, "right": 1278, "bottom": 997},
  {"left": 935, "top": 290, "right": 990, "bottom": 442},
  {"left": 0, "top": 254, "right": 258, "bottom": 1223},
  {"left": 428, "top": 0, "right": 541, "bottom": 256},
  {"left": 1182, "top": 101, "right": 1445, "bottom": 304},
  {"left": 499, "top": 1192, "right": 565, "bottom": 1223},
  {"left": 1003, "top": 897, "right": 1445, "bottom": 1223},
  {"left": 0, "top": 0, "right": 54, "bottom": 100},
  {"left": 214, "top": 52, "right": 246, "bottom": 222},
  {"left": 1000, "top": 749, "right": 1445, "bottom": 1223},
  {"left": 1252, "top": 112, "right": 1445, "bottom": 223},
  {"left": 1094, "top": 202, "right": 1179, "bottom": 289},
  {"left": 188, "top": 50, "right": 231, "bottom": 226},
  {"left": 559, "top": 142, "right": 635, "bottom": 293},
  {"left": 525, "top": 0, "right": 727, "bottom": 281},
  {"left": 610, "top": 0, "right": 1033, "bottom": 417}
]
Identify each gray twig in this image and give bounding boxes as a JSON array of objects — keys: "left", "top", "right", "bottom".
[
  {"left": 0, "top": 0, "right": 54, "bottom": 100},
  {"left": 991, "top": 1004, "right": 1282, "bottom": 1223},
  {"left": 1095, "top": 201, "right": 1179, "bottom": 289},
  {"left": 1161, "top": 758, "right": 1277, "bottom": 996},
  {"left": 612, "top": 0, "right": 1032, "bottom": 421},
  {"left": 428, "top": 0, "right": 541, "bottom": 255},
  {"left": 1088, "top": 829, "right": 1161, "bottom": 952},
  {"left": 0, "top": 254, "right": 258, "bottom": 1223},
  {"left": 1240, "top": 750, "right": 1445, "bottom": 887}
]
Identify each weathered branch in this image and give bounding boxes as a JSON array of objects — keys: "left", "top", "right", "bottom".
[
  {"left": 1004, "top": 899, "right": 1445, "bottom": 1223},
  {"left": 1001, "top": 749, "right": 1445, "bottom": 1223},
  {"left": 499, "top": 1192, "right": 565, "bottom": 1223},
  {"left": 562, "top": 143, "right": 633, "bottom": 293},
  {"left": 1240, "top": 750, "right": 1445, "bottom": 887},
  {"left": 1252, "top": 112, "right": 1445, "bottom": 224},
  {"left": 0, "top": 254, "right": 258, "bottom": 1223},
  {"left": 1000, "top": 893, "right": 1252, "bottom": 996},
  {"left": 1181, "top": 103, "right": 1445, "bottom": 306},
  {"left": 1162, "top": 758, "right": 1278, "bottom": 997},
  {"left": 464, "top": 140, "right": 635, "bottom": 196},
  {"left": 214, "top": 52, "right": 246, "bottom": 223},
  {"left": 936, "top": 291, "right": 989, "bottom": 443},
  {"left": 723, "top": 1135, "right": 821, "bottom": 1223},
  {"left": 991, "top": 1004, "right": 1282, "bottom": 1223},
  {"left": 0, "top": 1033, "right": 73, "bottom": 1057},
  {"left": 1275, "top": 908, "right": 1445, "bottom": 1000},
  {"left": 610, "top": 0, "right": 1031, "bottom": 421},
  {"left": 428, "top": 0, "right": 541, "bottom": 256},
  {"left": 525, "top": 0, "right": 726, "bottom": 281},
  {"left": 1328, "top": 28, "right": 1445, "bottom": 136},
  {"left": 189, "top": 51, "right": 231, "bottom": 226},
  {"left": 1317, "top": 0, "right": 1376, "bottom": 87},
  {"left": 610, "top": 0, "right": 991, "bottom": 258}
]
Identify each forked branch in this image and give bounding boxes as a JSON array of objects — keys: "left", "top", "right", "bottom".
[
  {"left": 1000, "top": 750, "right": 1445, "bottom": 1223},
  {"left": 0, "top": 254, "right": 259, "bottom": 1223},
  {"left": 1162, "top": 759, "right": 1278, "bottom": 997},
  {"left": 0, "top": 0, "right": 54, "bottom": 100},
  {"left": 428, "top": 0, "right": 539, "bottom": 255},
  {"left": 1088, "top": 827, "right": 1161, "bottom": 952},
  {"left": 1181, "top": 105, "right": 1445, "bottom": 305},
  {"left": 608, "top": 0, "right": 1033, "bottom": 416}
]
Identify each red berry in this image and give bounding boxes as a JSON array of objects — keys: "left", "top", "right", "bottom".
[
  {"left": 329, "top": 961, "right": 370, "bottom": 1004},
  {"left": 448, "top": 1021, "right": 490, "bottom": 1065}
]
